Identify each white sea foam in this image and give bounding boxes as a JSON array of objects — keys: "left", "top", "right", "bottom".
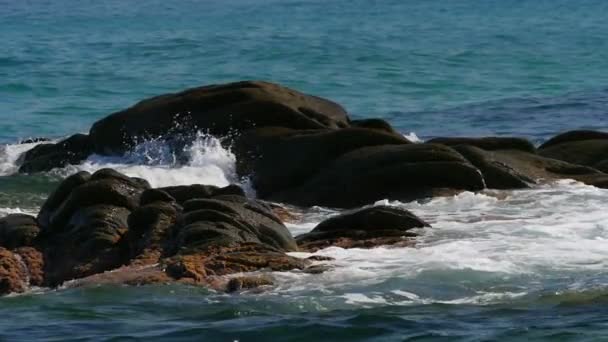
[
  {"left": 0, "top": 140, "right": 50, "bottom": 175},
  {"left": 275, "top": 180, "right": 608, "bottom": 307},
  {"left": 51, "top": 132, "right": 250, "bottom": 191},
  {"left": 403, "top": 132, "right": 422, "bottom": 143}
]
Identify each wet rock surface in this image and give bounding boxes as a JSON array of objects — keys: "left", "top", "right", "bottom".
[{"left": 297, "top": 206, "right": 429, "bottom": 252}]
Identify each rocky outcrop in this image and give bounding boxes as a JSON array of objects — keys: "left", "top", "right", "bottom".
[
  {"left": 270, "top": 143, "right": 485, "bottom": 208},
  {"left": 1, "top": 169, "right": 317, "bottom": 295},
  {"left": 539, "top": 130, "right": 608, "bottom": 173},
  {"left": 18, "top": 134, "right": 93, "bottom": 173},
  {"left": 89, "top": 81, "right": 350, "bottom": 155},
  {"left": 297, "top": 206, "right": 429, "bottom": 252}
]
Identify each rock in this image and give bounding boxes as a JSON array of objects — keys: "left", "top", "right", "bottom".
[
  {"left": 89, "top": 81, "right": 350, "bottom": 155},
  {"left": 155, "top": 184, "right": 245, "bottom": 204},
  {"left": 0, "top": 214, "right": 40, "bottom": 249},
  {"left": 37, "top": 171, "right": 91, "bottom": 229},
  {"left": 297, "top": 206, "right": 429, "bottom": 251},
  {"left": 33, "top": 169, "right": 150, "bottom": 285},
  {"left": 226, "top": 275, "right": 274, "bottom": 293},
  {"left": 1, "top": 168, "right": 314, "bottom": 294},
  {"left": 350, "top": 118, "right": 400, "bottom": 135},
  {"left": 539, "top": 130, "right": 608, "bottom": 149},
  {"left": 539, "top": 139, "right": 608, "bottom": 171},
  {"left": 41, "top": 169, "right": 149, "bottom": 233},
  {"left": 0, "top": 248, "right": 29, "bottom": 295},
  {"left": 18, "top": 134, "right": 93, "bottom": 173},
  {"left": 453, "top": 145, "right": 533, "bottom": 189},
  {"left": 173, "top": 196, "right": 297, "bottom": 253},
  {"left": 427, "top": 136, "right": 536, "bottom": 153},
  {"left": 43, "top": 205, "right": 131, "bottom": 285},
  {"left": 234, "top": 126, "right": 410, "bottom": 197},
  {"left": 271, "top": 143, "right": 485, "bottom": 208},
  {"left": 165, "top": 243, "right": 308, "bottom": 282},
  {"left": 126, "top": 202, "right": 178, "bottom": 263},
  {"left": 0, "top": 247, "right": 43, "bottom": 295},
  {"left": 466, "top": 148, "right": 608, "bottom": 188}
]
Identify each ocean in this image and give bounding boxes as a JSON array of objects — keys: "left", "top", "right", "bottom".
[{"left": 2, "top": 0, "right": 608, "bottom": 340}]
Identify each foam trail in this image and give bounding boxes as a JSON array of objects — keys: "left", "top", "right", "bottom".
[{"left": 276, "top": 181, "right": 608, "bottom": 307}]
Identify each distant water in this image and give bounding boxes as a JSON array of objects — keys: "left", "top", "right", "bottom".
[{"left": 2, "top": 0, "right": 608, "bottom": 341}]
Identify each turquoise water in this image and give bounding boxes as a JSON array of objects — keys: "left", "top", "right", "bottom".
[
  {"left": 3, "top": 0, "right": 608, "bottom": 340},
  {"left": 3, "top": 0, "right": 608, "bottom": 143}
]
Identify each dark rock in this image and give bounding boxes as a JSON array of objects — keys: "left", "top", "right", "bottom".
[
  {"left": 37, "top": 171, "right": 91, "bottom": 229},
  {"left": 43, "top": 205, "right": 131, "bottom": 285},
  {"left": 45, "top": 176, "right": 147, "bottom": 232},
  {"left": 89, "top": 81, "right": 350, "bottom": 155},
  {"left": 466, "top": 149, "right": 608, "bottom": 188},
  {"left": 351, "top": 118, "right": 399, "bottom": 135},
  {"left": 18, "top": 134, "right": 93, "bottom": 173},
  {"left": 156, "top": 184, "right": 244, "bottom": 204},
  {"left": 174, "top": 196, "right": 297, "bottom": 253},
  {"left": 539, "top": 139, "right": 608, "bottom": 171},
  {"left": 127, "top": 202, "right": 178, "bottom": 263},
  {"left": 427, "top": 136, "right": 536, "bottom": 153},
  {"left": 271, "top": 143, "right": 485, "bottom": 208},
  {"left": 297, "top": 206, "right": 428, "bottom": 252},
  {"left": 539, "top": 130, "right": 608, "bottom": 149},
  {"left": 234, "top": 126, "right": 410, "bottom": 197},
  {"left": 453, "top": 145, "right": 533, "bottom": 189},
  {"left": 0, "top": 214, "right": 40, "bottom": 249},
  {"left": 140, "top": 189, "right": 176, "bottom": 206}
]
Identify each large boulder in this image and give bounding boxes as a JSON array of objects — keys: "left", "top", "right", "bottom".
[
  {"left": 297, "top": 205, "right": 429, "bottom": 251},
  {"left": 35, "top": 169, "right": 150, "bottom": 285},
  {"left": 18, "top": 134, "right": 93, "bottom": 173},
  {"left": 270, "top": 143, "right": 485, "bottom": 208},
  {"left": 0, "top": 214, "right": 40, "bottom": 249},
  {"left": 234, "top": 126, "right": 410, "bottom": 197},
  {"left": 89, "top": 81, "right": 350, "bottom": 155},
  {"left": 539, "top": 130, "right": 608, "bottom": 172}
]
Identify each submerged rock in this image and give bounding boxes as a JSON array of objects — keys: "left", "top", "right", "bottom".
[{"left": 297, "top": 205, "right": 429, "bottom": 252}]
